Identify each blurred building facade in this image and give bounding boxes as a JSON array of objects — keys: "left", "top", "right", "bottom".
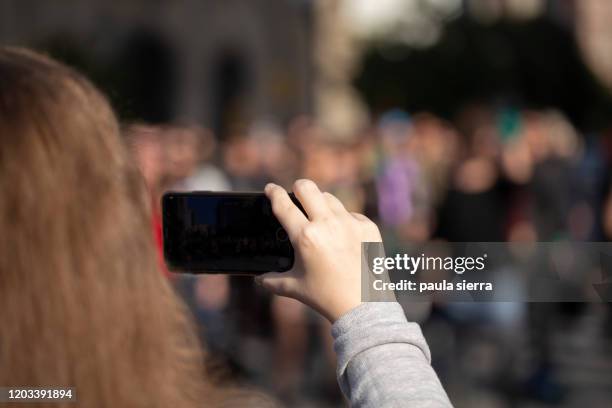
[
  {"left": 2, "top": 0, "right": 612, "bottom": 138},
  {"left": 0, "top": 0, "right": 314, "bottom": 137}
]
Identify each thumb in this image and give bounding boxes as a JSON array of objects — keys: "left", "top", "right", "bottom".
[{"left": 255, "top": 271, "right": 299, "bottom": 298}]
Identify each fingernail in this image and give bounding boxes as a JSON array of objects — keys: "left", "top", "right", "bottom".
[{"left": 254, "top": 276, "right": 263, "bottom": 286}]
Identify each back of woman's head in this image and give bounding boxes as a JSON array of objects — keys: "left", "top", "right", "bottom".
[{"left": 0, "top": 47, "right": 215, "bottom": 407}]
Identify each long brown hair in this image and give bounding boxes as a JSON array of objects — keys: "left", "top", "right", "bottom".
[{"left": 0, "top": 47, "right": 221, "bottom": 407}]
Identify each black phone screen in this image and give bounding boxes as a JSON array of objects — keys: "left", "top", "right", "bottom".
[{"left": 162, "top": 192, "right": 297, "bottom": 274}]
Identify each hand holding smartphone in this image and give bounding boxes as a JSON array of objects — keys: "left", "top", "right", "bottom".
[{"left": 163, "top": 180, "right": 384, "bottom": 322}]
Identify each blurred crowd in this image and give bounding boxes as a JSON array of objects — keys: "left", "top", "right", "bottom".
[{"left": 126, "top": 105, "right": 612, "bottom": 407}]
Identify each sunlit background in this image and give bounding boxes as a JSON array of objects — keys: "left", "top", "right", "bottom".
[{"left": 2, "top": 0, "right": 612, "bottom": 407}]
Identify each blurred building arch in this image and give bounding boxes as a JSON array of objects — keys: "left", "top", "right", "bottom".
[
  {"left": 209, "top": 50, "right": 251, "bottom": 139},
  {"left": 111, "top": 29, "right": 177, "bottom": 122}
]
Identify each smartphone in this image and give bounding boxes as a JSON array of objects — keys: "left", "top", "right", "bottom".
[{"left": 162, "top": 191, "right": 303, "bottom": 274}]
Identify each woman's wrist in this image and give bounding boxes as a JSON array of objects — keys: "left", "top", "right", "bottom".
[{"left": 325, "top": 299, "right": 363, "bottom": 323}]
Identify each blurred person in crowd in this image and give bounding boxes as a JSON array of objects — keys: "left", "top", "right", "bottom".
[
  {"left": 222, "top": 126, "right": 267, "bottom": 190},
  {"left": 527, "top": 110, "right": 582, "bottom": 240},
  {"left": 163, "top": 123, "right": 204, "bottom": 188},
  {"left": 125, "top": 123, "right": 167, "bottom": 195},
  {"left": 391, "top": 112, "right": 461, "bottom": 245},
  {"left": 430, "top": 104, "right": 531, "bottom": 401},
  {"left": 300, "top": 132, "right": 367, "bottom": 213},
  {"left": 221, "top": 124, "right": 295, "bottom": 393},
  {"left": 288, "top": 116, "right": 374, "bottom": 211},
  {"left": 166, "top": 124, "right": 235, "bottom": 373},
  {"left": 270, "top": 294, "right": 340, "bottom": 405},
  {"left": 279, "top": 122, "right": 390, "bottom": 404},
  {"left": 167, "top": 124, "right": 232, "bottom": 192},
  {"left": 376, "top": 110, "right": 417, "bottom": 227},
  {"left": 249, "top": 120, "right": 299, "bottom": 189},
  {"left": 266, "top": 122, "right": 340, "bottom": 404},
  {"left": 410, "top": 113, "right": 460, "bottom": 209},
  {"left": 288, "top": 116, "right": 349, "bottom": 193},
  {"left": 436, "top": 104, "right": 508, "bottom": 242},
  {"left": 375, "top": 110, "right": 432, "bottom": 247},
  {"left": 0, "top": 46, "right": 454, "bottom": 407},
  {"left": 241, "top": 119, "right": 333, "bottom": 402},
  {"left": 498, "top": 108, "right": 538, "bottom": 244},
  {"left": 125, "top": 123, "right": 170, "bottom": 276},
  {"left": 272, "top": 137, "right": 369, "bottom": 405},
  {"left": 329, "top": 141, "right": 366, "bottom": 213},
  {"left": 352, "top": 126, "right": 380, "bottom": 222},
  {"left": 515, "top": 110, "right": 583, "bottom": 403},
  {"left": 286, "top": 115, "right": 326, "bottom": 156},
  {"left": 300, "top": 138, "right": 338, "bottom": 190}
]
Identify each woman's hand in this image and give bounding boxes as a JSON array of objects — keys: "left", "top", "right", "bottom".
[{"left": 256, "top": 179, "right": 382, "bottom": 322}]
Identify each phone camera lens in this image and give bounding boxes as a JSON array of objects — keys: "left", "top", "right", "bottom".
[{"left": 276, "top": 228, "right": 289, "bottom": 242}]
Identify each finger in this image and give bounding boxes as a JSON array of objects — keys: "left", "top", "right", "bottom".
[
  {"left": 323, "top": 192, "right": 347, "bottom": 215},
  {"left": 255, "top": 271, "right": 299, "bottom": 298},
  {"left": 350, "top": 212, "right": 371, "bottom": 222},
  {"left": 265, "top": 183, "right": 308, "bottom": 240},
  {"left": 293, "top": 179, "right": 332, "bottom": 220},
  {"left": 351, "top": 212, "right": 383, "bottom": 240}
]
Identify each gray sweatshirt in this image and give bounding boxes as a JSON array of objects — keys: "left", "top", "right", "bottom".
[{"left": 332, "top": 302, "right": 453, "bottom": 407}]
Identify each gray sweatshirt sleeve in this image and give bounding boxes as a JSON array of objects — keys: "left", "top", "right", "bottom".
[{"left": 331, "top": 302, "right": 453, "bottom": 408}]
